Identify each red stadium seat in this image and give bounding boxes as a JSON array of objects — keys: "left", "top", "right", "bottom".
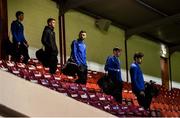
[{"left": 1, "top": 58, "right": 180, "bottom": 117}]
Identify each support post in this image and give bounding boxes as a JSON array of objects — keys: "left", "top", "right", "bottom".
[
  {"left": 58, "top": 0, "right": 66, "bottom": 66},
  {"left": 0, "top": 0, "right": 8, "bottom": 59},
  {"left": 124, "top": 34, "right": 129, "bottom": 82},
  {"left": 168, "top": 53, "right": 172, "bottom": 90}
]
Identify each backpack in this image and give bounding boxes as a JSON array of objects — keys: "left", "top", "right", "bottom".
[
  {"left": 97, "top": 74, "right": 115, "bottom": 95},
  {"left": 61, "top": 58, "right": 79, "bottom": 76}
]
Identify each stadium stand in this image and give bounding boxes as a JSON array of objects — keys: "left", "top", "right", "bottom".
[{"left": 0, "top": 58, "right": 180, "bottom": 117}]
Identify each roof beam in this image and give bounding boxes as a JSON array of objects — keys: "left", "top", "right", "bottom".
[
  {"left": 75, "top": 8, "right": 129, "bottom": 30},
  {"left": 64, "top": 0, "right": 100, "bottom": 12},
  {"left": 54, "top": 0, "right": 99, "bottom": 14},
  {"left": 126, "top": 13, "right": 180, "bottom": 37},
  {"left": 169, "top": 45, "right": 180, "bottom": 54},
  {"left": 139, "top": 33, "right": 170, "bottom": 45},
  {"left": 135, "top": 0, "right": 168, "bottom": 17}
]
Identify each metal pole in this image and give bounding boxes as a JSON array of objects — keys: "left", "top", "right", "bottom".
[
  {"left": 58, "top": 0, "right": 66, "bottom": 66},
  {"left": 59, "top": 14, "right": 63, "bottom": 66},
  {"left": 168, "top": 53, "right": 172, "bottom": 90},
  {"left": 125, "top": 35, "right": 129, "bottom": 82},
  {"left": 62, "top": 15, "right": 66, "bottom": 64}
]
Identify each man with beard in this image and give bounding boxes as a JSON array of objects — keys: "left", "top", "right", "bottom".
[{"left": 71, "top": 30, "right": 87, "bottom": 84}]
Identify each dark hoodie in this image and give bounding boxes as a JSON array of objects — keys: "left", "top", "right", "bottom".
[{"left": 41, "top": 26, "right": 58, "bottom": 56}]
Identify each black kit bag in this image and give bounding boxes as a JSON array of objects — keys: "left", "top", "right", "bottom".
[
  {"left": 35, "top": 48, "right": 48, "bottom": 66},
  {"left": 144, "top": 80, "right": 159, "bottom": 109},
  {"left": 145, "top": 80, "right": 159, "bottom": 97},
  {"left": 97, "top": 74, "right": 115, "bottom": 95},
  {"left": 61, "top": 58, "right": 79, "bottom": 76}
]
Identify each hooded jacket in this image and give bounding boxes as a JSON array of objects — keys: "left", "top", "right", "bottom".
[{"left": 41, "top": 26, "right": 58, "bottom": 56}]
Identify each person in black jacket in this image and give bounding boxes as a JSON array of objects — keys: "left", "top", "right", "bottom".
[{"left": 41, "top": 18, "right": 58, "bottom": 74}]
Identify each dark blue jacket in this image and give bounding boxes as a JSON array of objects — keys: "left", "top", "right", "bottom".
[
  {"left": 104, "top": 55, "right": 122, "bottom": 82},
  {"left": 11, "top": 20, "right": 25, "bottom": 43},
  {"left": 130, "top": 62, "right": 145, "bottom": 93},
  {"left": 71, "top": 39, "right": 87, "bottom": 66}
]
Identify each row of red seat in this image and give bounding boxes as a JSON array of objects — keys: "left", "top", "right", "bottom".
[{"left": 0, "top": 58, "right": 180, "bottom": 117}]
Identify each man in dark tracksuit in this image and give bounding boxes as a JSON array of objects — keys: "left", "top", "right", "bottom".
[
  {"left": 105, "top": 47, "right": 123, "bottom": 103},
  {"left": 11, "top": 11, "right": 30, "bottom": 63},
  {"left": 71, "top": 30, "right": 87, "bottom": 84},
  {"left": 130, "top": 52, "right": 150, "bottom": 109},
  {"left": 41, "top": 18, "right": 58, "bottom": 74}
]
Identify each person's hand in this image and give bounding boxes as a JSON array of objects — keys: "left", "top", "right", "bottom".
[
  {"left": 79, "top": 65, "right": 84, "bottom": 72},
  {"left": 24, "top": 42, "right": 29, "bottom": 47},
  {"left": 140, "top": 91, "right": 145, "bottom": 96},
  {"left": 17, "top": 42, "right": 21, "bottom": 48}
]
